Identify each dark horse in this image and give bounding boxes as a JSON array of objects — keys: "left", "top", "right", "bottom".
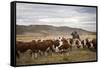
[{"left": 71, "top": 31, "right": 80, "bottom": 40}]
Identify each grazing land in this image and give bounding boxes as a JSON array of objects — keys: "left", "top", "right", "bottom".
[
  {"left": 16, "top": 34, "right": 96, "bottom": 65},
  {"left": 16, "top": 34, "right": 96, "bottom": 42}
]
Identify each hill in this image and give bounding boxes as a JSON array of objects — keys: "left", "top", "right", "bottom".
[{"left": 16, "top": 25, "right": 95, "bottom": 36}]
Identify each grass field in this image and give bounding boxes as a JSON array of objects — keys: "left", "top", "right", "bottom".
[
  {"left": 16, "top": 34, "right": 96, "bottom": 65},
  {"left": 16, "top": 48, "right": 96, "bottom": 65},
  {"left": 16, "top": 34, "right": 96, "bottom": 42}
]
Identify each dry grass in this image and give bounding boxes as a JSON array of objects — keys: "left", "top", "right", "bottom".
[
  {"left": 16, "top": 48, "right": 96, "bottom": 65},
  {"left": 16, "top": 34, "right": 96, "bottom": 65},
  {"left": 16, "top": 34, "right": 96, "bottom": 42}
]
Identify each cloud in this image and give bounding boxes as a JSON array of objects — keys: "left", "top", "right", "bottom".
[
  {"left": 76, "top": 7, "right": 96, "bottom": 14},
  {"left": 16, "top": 3, "right": 96, "bottom": 32}
]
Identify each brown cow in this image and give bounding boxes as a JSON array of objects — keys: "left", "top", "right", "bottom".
[
  {"left": 75, "top": 40, "right": 81, "bottom": 48},
  {"left": 91, "top": 38, "right": 97, "bottom": 49},
  {"left": 16, "top": 40, "right": 37, "bottom": 58},
  {"left": 53, "top": 39, "right": 60, "bottom": 48},
  {"left": 36, "top": 39, "right": 55, "bottom": 56},
  {"left": 58, "top": 38, "right": 71, "bottom": 53},
  {"left": 81, "top": 40, "right": 86, "bottom": 48},
  {"left": 85, "top": 38, "right": 91, "bottom": 48},
  {"left": 69, "top": 38, "right": 74, "bottom": 45}
]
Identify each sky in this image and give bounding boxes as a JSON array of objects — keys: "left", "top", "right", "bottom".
[{"left": 16, "top": 3, "right": 97, "bottom": 32}]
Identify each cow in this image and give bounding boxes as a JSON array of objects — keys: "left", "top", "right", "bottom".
[
  {"left": 35, "top": 39, "right": 55, "bottom": 56},
  {"left": 81, "top": 40, "right": 86, "bottom": 48},
  {"left": 58, "top": 38, "right": 71, "bottom": 53},
  {"left": 53, "top": 40, "right": 60, "bottom": 48},
  {"left": 16, "top": 41, "right": 33, "bottom": 58},
  {"left": 16, "top": 39, "right": 60, "bottom": 59},
  {"left": 91, "top": 38, "right": 97, "bottom": 49},
  {"left": 75, "top": 40, "right": 81, "bottom": 48},
  {"left": 69, "top": 38, "right": 74, "bottom": 45},
  {"left": 85, "top": 38, "right": 92, "bottom": 48},
  {"left": 66, "top": 38, "right": 73, "bottom": 50}
]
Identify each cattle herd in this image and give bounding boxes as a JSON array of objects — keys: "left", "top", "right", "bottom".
[{"left": 16, "top": 37, "right": 97, "bottom": 59}]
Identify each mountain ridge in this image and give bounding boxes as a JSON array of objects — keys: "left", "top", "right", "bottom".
[{"left": 16, "top": 25, "right": 95, "bottom": 35}]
